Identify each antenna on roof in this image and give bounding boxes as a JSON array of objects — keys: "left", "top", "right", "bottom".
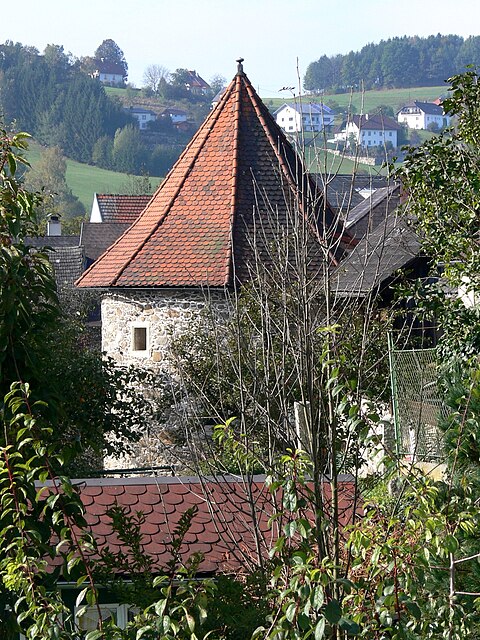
[{"left": 236, "top": 57, "right": 245, "bottom": 75}]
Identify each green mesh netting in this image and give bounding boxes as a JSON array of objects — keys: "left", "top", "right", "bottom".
[{"left": 390, "top": 346, "right": 447, "bottom": 461}]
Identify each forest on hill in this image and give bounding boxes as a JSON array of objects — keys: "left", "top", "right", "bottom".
[
  {"left": 0, "top": 41, "right": 201, "bottom": 181},
  {"left": 304, "top": 34, "right": 480, "bottom": 93}
]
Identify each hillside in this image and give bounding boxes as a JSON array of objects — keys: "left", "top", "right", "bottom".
[
  {"left": 304, "top": 34, "right": 480, "bottom": 93},
  {"left": 25, "top": 142, "right": 162, "bottom": 212},
  {"left": 267, "top": 85, "right": 447, "bottom": 114}
]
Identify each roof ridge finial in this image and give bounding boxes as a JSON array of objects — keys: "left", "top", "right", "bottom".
[{"left": 236, "top": 57, "right": 245, "bottom": 76}]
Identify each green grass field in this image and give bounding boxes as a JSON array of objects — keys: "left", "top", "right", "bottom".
[
  {"left": 25, "top": 142, "right": 161, "bottom": 212},
  {"left": 301, "top": 147, "right": 387, "bottom": 176},
  {"left": 266, "top": 85, "right": 448, "bottom": 114}
]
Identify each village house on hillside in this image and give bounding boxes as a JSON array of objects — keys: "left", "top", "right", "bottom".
[
  {"left": 397, "top": 100, "right": 450, "bottom": 130},
  {"left": 274, "top": 101, "right": 334, "bottom": 133},
  {"left": 334, "top": 113, "right": 401, "bottom": 148},
  {"left": 183, "top": 69, "right": 210, "bottom": 95},
  {"left": 91, "top": 60, "right": 126, "bottom": 86},
  {"left": 124, "top": 106, "right": 157, "bottom": 129}
]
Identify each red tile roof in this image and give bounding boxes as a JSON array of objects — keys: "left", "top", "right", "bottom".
[
  {"left": 45, "top": 475, "right": 357, "bottom": 576},
  {"left": 77, "top": 61, "right": 347, "bottom": 290},
  {"left": 94, "top": 194, "right": 152, "bottom": 224}
]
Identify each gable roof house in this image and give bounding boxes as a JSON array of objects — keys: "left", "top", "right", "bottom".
[
  {"left": 184, "top": 69, "right": 210, "bottom": 95},
  {"left": 397, "top": 100, "right": 450, "bottom": 130},
  {"left": 91, "top": 60, "right": 126, "bottom": 86},
  {"left": 334, "top": 114, "right": 401, "bottom": 149},
  {"left": 124, "top": 106, "right": 157, "bottom": 130},
  {"left": 274, "top": 102, "right": 334, "bottom": 133}
]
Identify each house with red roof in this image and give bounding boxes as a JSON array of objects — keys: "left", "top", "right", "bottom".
[
  {"left": 43, "top": 473, "right": 357, "bottom": 631},
  {"left": 75, "top": 59, "right": 350, "bottom": 469},
  {"left": 76, "top": 59, "right": 348, "bottom": 366}
]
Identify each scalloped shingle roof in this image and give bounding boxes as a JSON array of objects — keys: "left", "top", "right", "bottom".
[
  {"left": 44, "top": 475, "right": 357, "bottom": 575},
  {"left": 76, "top": 61, "right": 345, "bottom": 290}
]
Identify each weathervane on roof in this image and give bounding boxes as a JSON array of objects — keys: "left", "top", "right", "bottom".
[{"left": 236, "top": 57, "right": 245, "bottom": 75}]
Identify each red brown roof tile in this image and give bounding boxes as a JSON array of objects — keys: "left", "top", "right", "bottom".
[
  {"left": 77, "top": 61, "right": 348, "bottom": 290},
  {"left": 43, "top": 475, "right": 357, "bottom": 576},
  {"left": 93, "top": 194, "right": 152, "bottom": 224}
]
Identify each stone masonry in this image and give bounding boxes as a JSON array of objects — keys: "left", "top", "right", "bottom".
[{"left": 101, "top": 289, "right": 229, "bottom": 473}]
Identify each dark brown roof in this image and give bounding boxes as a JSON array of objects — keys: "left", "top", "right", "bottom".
[
  {"left": 45, "top": 475, "right": 357, "bottom": 575},
  {"left": 331, "top": 214, "right": 422, "bottom": 297},
  {"left": 95, "top": 61, "right": 125, "bottom": 77},
  {"left": 351, "top": 114, "right": 401, "bottom": 131},
  {"left": 80, "top": 222, "right": 131, "bottom": 262},
  {"left": 94, "top": 194, "right": 152, "bottom": 224},
  {"left": 345, "top": 184, "right": 401, "bottom": 240},
  {"left": 77, "top": 62, "right": 346, "bottom": 290}
]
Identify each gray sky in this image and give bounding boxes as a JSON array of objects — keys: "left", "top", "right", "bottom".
[{"left": 4, "top": 0, "right": 480, "bottom": 96}]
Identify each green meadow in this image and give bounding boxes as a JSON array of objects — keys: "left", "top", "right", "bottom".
[
  {"left": 266, "top": 85, "right": 447, "bottom": 114},
  {"left": 25, "top": 142, "right": 161, "bottom": 212}
]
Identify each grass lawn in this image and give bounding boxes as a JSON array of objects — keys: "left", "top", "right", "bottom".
[
  {"left": 264, "top": 85, "right": 448, "bottom": 114},
  {"left": 302, "top": 146, "right": 387, "bottom": 176},
  {"left": 25, "top": 142, "right": 162, "bottom": 212}
]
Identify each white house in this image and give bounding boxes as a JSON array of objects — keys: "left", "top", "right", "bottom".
[
  {"left": 397, "top": 101, "right": 450, "bottom": 130},
  {"left": 91, "top": 61, "right": 125, "bottom": 86},
  {"left": 125, "top": 107, "right": 157, "bottom": 130},
  {"left": 160, "top": 107, "right": 188, "bottom": 124},
  {"left": 334, "top": 114, "right": 401, "bottom": 148},
  {"left": 274, "top": 102, "right": 334, "bottom": 133}
]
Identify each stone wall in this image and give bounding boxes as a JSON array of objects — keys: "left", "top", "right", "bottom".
[
  {"left": 101, "top": 288, "right": 229, "bottom": 473},
  {"left": 102, "top": 289, "right": 228, "bottom": 368}
]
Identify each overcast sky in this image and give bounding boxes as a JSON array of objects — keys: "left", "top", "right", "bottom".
[{"left": 4, "top": 0, "right": 480, "bottom": 97}]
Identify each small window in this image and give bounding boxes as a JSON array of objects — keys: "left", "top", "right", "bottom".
[{"left": 132, "top": 324, "right": 149, "bottom": 355}]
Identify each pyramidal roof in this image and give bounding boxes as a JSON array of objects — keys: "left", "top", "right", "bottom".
[{"left": 77, "top": 60, "right": 345, "bottom": 289}]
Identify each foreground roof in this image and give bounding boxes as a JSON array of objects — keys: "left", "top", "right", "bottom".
[
  {"left": 345, "top": 183, "right": 401, "bottom": 239},
  {"left": 46, "top": 474, "right": 357, "bottom": 575},
  {"left": 312, "top": 174, "right": 392, "bottom": 214},
  {"left": 77, "top": 60, "right": 344, "bottom": 289}
]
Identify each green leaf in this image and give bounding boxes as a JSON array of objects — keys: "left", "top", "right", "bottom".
[
  {"left": 311, "top": 586, "right": 324, "bottom": 610},
  {"left": 339, "top": 617, "right": 361, "bottom": 635},
  {"left": 324, "top": 599, "right": 342, "bottom": 625},
  {"left": 405, "top": 601, "right": 422, "bottom": 620},
  {"left": 285, "top": 602, "right": 297, "bottom": 622},
  {"left": 314, "top": 617, "right": 326, "bottom": 640}
]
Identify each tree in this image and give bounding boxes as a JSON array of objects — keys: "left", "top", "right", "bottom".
[
  {"left": 112, "top": 124, "right": 147, "bottom": 173},
  {"left": 42, "top": 43, "right": 70, "bottom": 74},
  {"left": 209, "top": 73, "right": 227, "bottom": 95},
  {"left": 143, "top": 63, "right": 170, "bottom": 92},
  {"left": 94, "top": 38, "right": 128, "bottom": 79},
  {"left": 24, "top": 146, "right": 85, "bottom": 220}
]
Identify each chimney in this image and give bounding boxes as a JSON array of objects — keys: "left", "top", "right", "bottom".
[{"left": 47, "top": 214, "right": 62, "bottom": 236}]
